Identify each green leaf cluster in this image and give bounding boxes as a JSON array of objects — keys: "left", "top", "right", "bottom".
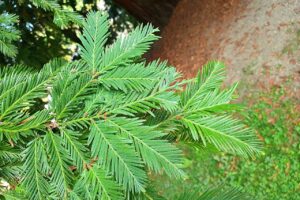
[{"left": 0, "top": 11, "right": 261, "bottom": 199}]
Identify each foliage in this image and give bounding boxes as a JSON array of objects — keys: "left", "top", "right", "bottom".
[
  {"left": 154, "top": 85, "right": 299, "bottom": 200},
  {"left": 174, "top": 186, "right": 252, "bottom": 200},
  {"left": 0, "top": 0, "right": 136, "bottom": 67},
  {"left": 0, "top": 13, "right": 20, "bottom": 57},
  {"left": 0, "top": 11, "right": 261, "bottom": 200}
]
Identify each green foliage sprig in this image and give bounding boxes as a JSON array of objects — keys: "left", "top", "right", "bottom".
[
  {"left": 0, "top": 11, "right": 261, "bottom": 199},
  {"left": 0, "top": 13, "right": 20, "bottom": 57},
  {"left": 29, "top": 0, "right": 83, "bottom": 28}
]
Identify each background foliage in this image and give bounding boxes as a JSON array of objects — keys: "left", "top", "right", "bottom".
[{"left": 0, "top": 0, "right": 137, "bottom": 67}]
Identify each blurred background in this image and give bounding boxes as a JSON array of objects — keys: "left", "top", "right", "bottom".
[{"left": 1, "top": 0, "right": 300, "bottom": 199}]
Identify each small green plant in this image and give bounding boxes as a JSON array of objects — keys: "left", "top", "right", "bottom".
[{"left": 0, "top": 12, "right": 261, "bottom": 199}]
